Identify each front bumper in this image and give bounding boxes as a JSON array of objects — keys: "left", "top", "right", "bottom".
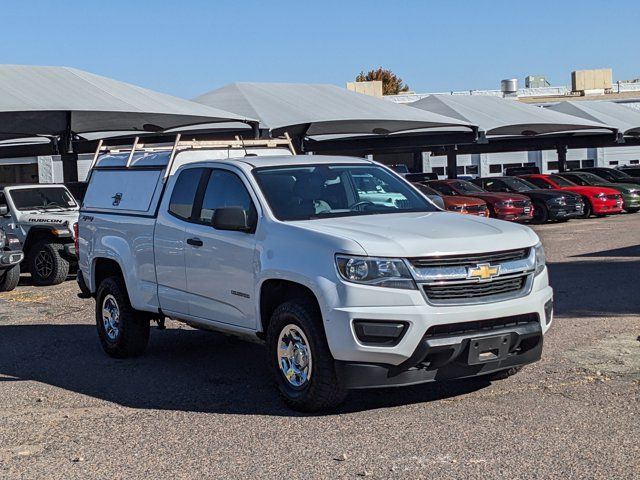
[
  {"left": 549, "top": 202, "right": 584, "bottom": 219},
  {"left": 622, "top": 194, "right": 640, "bottom": 211},
  {"left": 323, "top": 268, "right": 553, "bottom": 370},
  {"left": 592, "top": 198, "right": 623, "bottom": 214},
  {"left": 338, "top": 319, "right": 543, "bottom": 389},
  {"left": 0, "top": 250, "right": 24, "bottom": 268},
  {"left": 494, "top": 207, "right": 534, "bottom": 223}
]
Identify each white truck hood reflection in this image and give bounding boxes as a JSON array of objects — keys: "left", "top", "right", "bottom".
[{"left": 289, "top": 211, "right": 538, "bottom": 257}]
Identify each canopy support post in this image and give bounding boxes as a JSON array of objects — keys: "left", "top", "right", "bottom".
[
  {"left": 446, "top": 150, "right": 458, "bottom": 179},
  {"left": 557, "top": 145, "right": 568, "bottom": 173},
  {"left": 61, "top": 111, "right": 79, "bottom": 182}
]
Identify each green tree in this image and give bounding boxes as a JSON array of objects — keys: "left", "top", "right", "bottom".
[{"left": 355, "top": 68, "right": 410, "bottom": 95}]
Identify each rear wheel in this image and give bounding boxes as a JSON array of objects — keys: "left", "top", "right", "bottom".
[
  {"left": 96, "top": 276, "right": 150, "bottom": 358},
  {"left": 28, "top": 241, "right": 69, "bottom": 286},
  {"left": 531, "top": 202, "right": 549, "bottom": 224},
  {"left": 580, "top": 198, "right": 593, "bottom": 218},
  {"left": 0, "top": 265, "right": 20, "bottom": 292},
  {"left": 266, "top": 300, "right": 347, "bottom": 412}
]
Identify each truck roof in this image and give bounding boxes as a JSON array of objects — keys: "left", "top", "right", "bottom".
[{"left": 236, "top": 154, "right": 372, "bottom": 168}]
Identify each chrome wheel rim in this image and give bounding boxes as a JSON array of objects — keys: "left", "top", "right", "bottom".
[
  {"left": 278, "top": 324, "right": 312, "bottom": 388},
  {"left": 102, "top": 294, "right": 121, "bottom": 342},
  {"left": 34, "top": 249, "right": 54, "bottom": 278}
]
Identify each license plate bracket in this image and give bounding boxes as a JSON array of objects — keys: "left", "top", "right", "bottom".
[{"left": 467, "top": 334, "right": 511, "bottom": 365}]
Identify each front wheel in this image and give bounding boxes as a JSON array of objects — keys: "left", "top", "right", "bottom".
[
  {"left": 531, "top": 202, "right": 549, "bottom": 224},
  {"left": 625, "top": 207, "right": 640, "bottom": 214},
  {"left": 580, "top": 198, "right": 593, "bottom": 218},
  {"left": 96, "top": 276, "right": 150, "bottom": 358},
  {"left": 0, "top": 265, "right": 20, "bottom": 292},
  {"left": 28, "top": 241, "right": 69, "bottom": 286},
  {"left": 266, "top": 300, "right": 347, "bottom": 412}
]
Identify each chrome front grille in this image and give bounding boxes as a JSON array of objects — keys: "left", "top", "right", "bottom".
[
  {"left": 466, "top": 204, "right": 487, "bottom": 213},
  {"left": 407, "top": 248, "right": 535, "bottom": 306},
  {"left": 422, "top": 275, "right": 526, "bottom": 301},
  {"left": 409, "top": 248, "right": 529, "bottom": 269},
  {"left": 513, "top": 200, "right": 530, "bottom": 208}
]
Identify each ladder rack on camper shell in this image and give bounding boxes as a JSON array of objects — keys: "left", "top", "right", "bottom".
[{"left": 88, "top": 133, "right": 297, "bottom": 182}]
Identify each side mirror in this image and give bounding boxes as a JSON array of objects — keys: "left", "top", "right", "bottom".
[
  {"left": 0, "top": 205, "right": 8, "bottom": 216},
  {"left": 212, "top": 207, "right": 252, "bottom": 232}
]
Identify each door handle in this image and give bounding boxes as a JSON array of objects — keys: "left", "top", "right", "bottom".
[{"left": 186, "top": 237, "right": 203, "bottom": 247}]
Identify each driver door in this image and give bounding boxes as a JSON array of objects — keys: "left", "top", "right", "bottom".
[{"left": 183, "top": 167, "right": 258, "bottom": 329}]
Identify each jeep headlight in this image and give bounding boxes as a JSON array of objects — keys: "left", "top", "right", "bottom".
[
  {"left": 534, "top": 242, "right": 546, "bottom": 276},
  {"left": 335, "top": 255, "right": 416, "bottom": 290}
]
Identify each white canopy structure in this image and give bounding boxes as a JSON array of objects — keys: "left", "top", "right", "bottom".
[
  {"left": 193, "top": 82, "right": 475, "bottom": 137},
  {"left": 409, "top": 95, "right": 617, "bottom": 137},
  {"left": 0, "top": 65, "right": 257, "bottom": 138},
  {"left": 546, "top": 101, "right": 640, "bottom": 137}
]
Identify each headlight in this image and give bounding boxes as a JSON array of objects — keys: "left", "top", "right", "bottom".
[
  {"left": 593, "top": 193, "right": 607, "bottom": 200},
  {"left": 551, "top": 196, "right": 566, "bottom": 205},
  {"left": 534, "top": 242, "right": 546, "bottom": 276},
  {"left": 496, "top": 200, "right": 513, "bottom": 208},
  {"left": 335, "top": 255, "right": 416, "bottom": 290}
]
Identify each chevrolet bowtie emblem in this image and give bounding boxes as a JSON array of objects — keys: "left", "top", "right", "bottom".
[{"left": 468, "top": 263, "right": 500, "bottom": 281}]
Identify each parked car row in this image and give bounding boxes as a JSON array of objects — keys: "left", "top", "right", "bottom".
[{"left": 406, "top": 167, "right": 639, "bottom": 225}]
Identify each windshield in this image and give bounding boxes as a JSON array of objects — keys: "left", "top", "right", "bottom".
[
  {"left": 10, "top": 187, "right": 77, "bottom": 211},
  {"left": 253, "top": 164, "right": 437, "bottom": 221},
  {"left": 576, "top": 172, "right": 608, "bottom": 184},
  {"left": 549, "top": 175, "right": 576, "bottom": 187},
  {"left": 501, "top": 177, "right": 537, "bottom": 192},
  {"left": 605, "top": 169, "right": 631, "bottom": 179},
  {"left": 450, "top": 180, "right": 485, "bottom": 194}
]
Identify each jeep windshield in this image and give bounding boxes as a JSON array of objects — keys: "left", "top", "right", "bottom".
[
  {"left": 253, "top": 164, "right": 437, "bottom": 221},
  {"left": 10, "top": 187, "right": 78, "bottom": 211}
]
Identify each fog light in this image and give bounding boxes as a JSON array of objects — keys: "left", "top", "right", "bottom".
[
  {"left": 544, "top": 299, "right": 554, "bottom": 325},
  {"left": 353, "top": 320, "right": 408, "bottom": 346}
]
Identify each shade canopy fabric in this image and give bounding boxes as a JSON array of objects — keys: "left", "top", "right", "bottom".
[
  {"left": 193, "top": 82, "right": 474, "bottom": 136},
  {"left": 546, "top": 101, "right": 640, "bottom": 137},
  {"left": 0, "top": 65, "right": 256, "bottom": 138},
  {"left": 409, "top": 95, "right": 617, "bottom": 137}
]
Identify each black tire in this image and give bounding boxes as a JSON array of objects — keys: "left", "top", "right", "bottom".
[
  {"left": 266, "top": 300, "right": 347, "bottom": 412},
  {"left": 580, "top": 197, "right": 593, "bottom": 218},
  {"left": 487, "top": 205, "right": 497, "bottom": 218},
  {"left": 95, "top": 276, "right": 150, "bottom": 358},
  {"left": 0, "top": 264, "right": 20, "bottom": 292},
  {"left": 625, "top": 207, "right": 640, "bottom": 214},
  {"left": 27, "top": 241, "right": 69, "bottom": 286},
  {"left": 531, "top": 202, "right": 549, "bottom": 224},
  {"left": 487, "top": 366, "right": 522, "bottom": 381}
]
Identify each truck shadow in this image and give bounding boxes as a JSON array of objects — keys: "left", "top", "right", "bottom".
[
  {"left": 547, "top": 258, "right": 640, "bottom": 317},
  {"left": 0, "top": 324, "right": 487, "bottom": 416}
]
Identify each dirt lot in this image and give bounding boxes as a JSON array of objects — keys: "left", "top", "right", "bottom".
[{"left": 0, "top": 214, "right": 638, "bottom": 479}]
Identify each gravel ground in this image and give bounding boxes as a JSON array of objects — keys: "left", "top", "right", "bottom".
[{"left": 0, "top": 213, "right": 638, "bottom": 479}]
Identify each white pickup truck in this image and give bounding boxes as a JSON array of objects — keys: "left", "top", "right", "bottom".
[
  {"left": 0, "top": 185, "right": 78, "bottom": 285},
  {"left": 78, "top": 145, "right": 553, "bottom": 411}
]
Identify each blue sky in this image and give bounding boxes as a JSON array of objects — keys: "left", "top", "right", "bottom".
[{"left": 1, "top": 0, "right": 638, "bottom": 98}]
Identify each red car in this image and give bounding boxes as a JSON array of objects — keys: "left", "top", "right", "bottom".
[
  {"left": 519, "top": 174, "right": 623, "bottom": 217},
  {"left": 427, "top": 179, "right": 534, "bottom": 222}
]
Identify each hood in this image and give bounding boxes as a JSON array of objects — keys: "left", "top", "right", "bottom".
[
  {"left": 289, "top": 211, "right": 538, "bottom": 257},
  {"left": 561, "top": 186, "right": 622, "bottom": 196},
  {"left": 444, "top": 195, "right": 486, "bottom": 207},
  {"left": 593, "top": 182, "right": 639, "bottom": 194},
  {"left": 20, "top": 210, "right": 79, "bottom": 227},
  {"left": 464, "top": 192, "right": 530, "bottom": 204},
  {"left": 520, "top": 189, "right": 572, "bottom": 201}
]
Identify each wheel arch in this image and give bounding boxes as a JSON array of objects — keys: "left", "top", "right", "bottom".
[{"left": 258, "top": 279, "right": 322, "bottom": 339}]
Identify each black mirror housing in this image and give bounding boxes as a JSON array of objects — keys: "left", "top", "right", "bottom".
[{"left": 212, "top": 207, "right": 252, "bottom": 232}]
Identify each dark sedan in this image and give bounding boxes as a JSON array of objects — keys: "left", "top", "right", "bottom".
[
  {"left": 472, "top": 176, "right": 584, "bottom": 224},
  {"left": 576, "top": 167, "right": 640, "bottom": 186}
]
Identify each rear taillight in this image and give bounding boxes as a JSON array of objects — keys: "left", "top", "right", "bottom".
[{"left": 73, "top": 222, "right": 79, "bottom": 258}]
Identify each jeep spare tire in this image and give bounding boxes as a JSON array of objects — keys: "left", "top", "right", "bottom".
[{"left": 28, "top": 241, "right": 69, "bottom": 286}]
